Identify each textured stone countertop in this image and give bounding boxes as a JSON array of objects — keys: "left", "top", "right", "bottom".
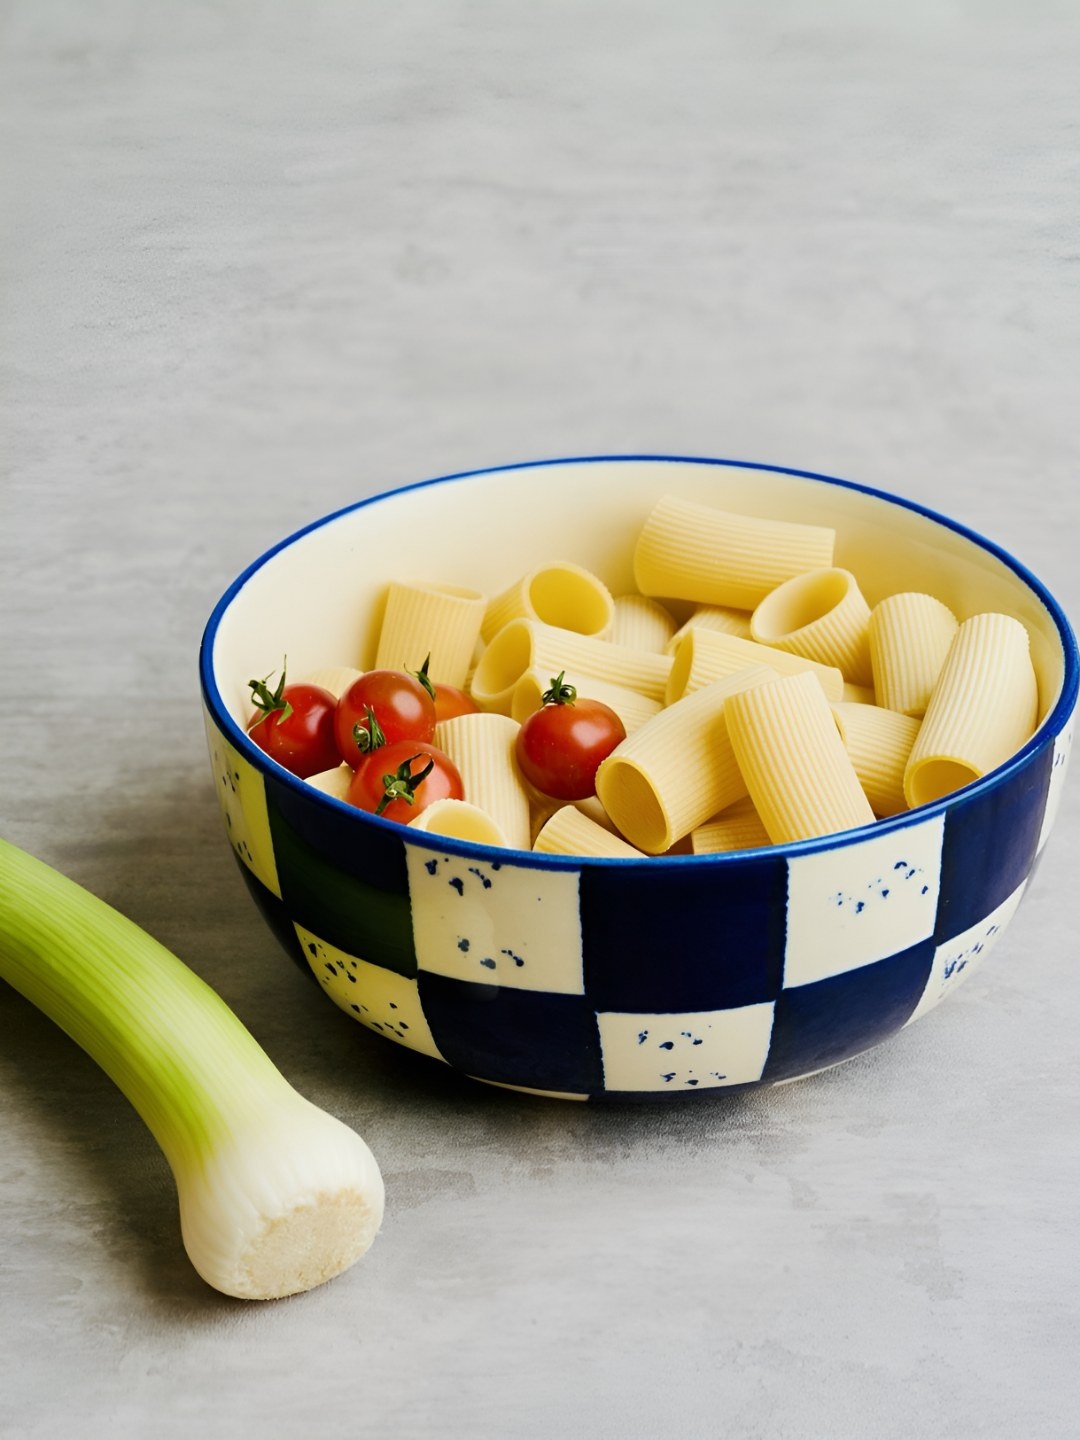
[{"left": 2, "top": 3, "right": 1078, "bottom": 1436}]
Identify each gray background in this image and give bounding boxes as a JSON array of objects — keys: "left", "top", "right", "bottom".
[{"left": 2, "top": 3, "right": 1078, "bottom": 1437}]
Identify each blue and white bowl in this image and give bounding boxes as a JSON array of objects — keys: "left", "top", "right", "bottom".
[{"left": 199, "top": 457, "right": 1077, "bottom": 1100}]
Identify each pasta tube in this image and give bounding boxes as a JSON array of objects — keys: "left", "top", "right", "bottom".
[
  {"left": 868, "top": 592, "right": 959, "bottom": 717},
  {"left": 481, "top": 562, "right": 615, "bottom": 645},
  {"left": 831, "top": 701, "right": 921, "bottom": 818},
  {"left": 434, "top": 712, "right": 532, "bottom": 851},
  {"left": 634, "top": 494, "right": 835, "bottom": 610},
  {"left": 607, "top": 595, "right": 678, "bottom": 653},
  {"left": 303, "top": 764, "right": 354, "bottom": 802},
  {"left": 665, "top": 625, "right": 844, "bottom": 705},
  {"left": 724, "top": 671, "right": 876, "bottom": 843},
  {"left": 470, "top": 618, "right": 673, "bottom": 713},
  {"left": 595, "top": 666, "right": 775, "bottom": 855},
  {"left": 375, "top": 581, "right": 487, "bottom": 688},
  {"left": 407, "top": 799, "right": 509, "bottom": 847},
  {"left": 750, "top": 567, "right": 874, "bottom": 686},
  {"left": 533, "top": 806, "right": 644, "bottom": 859},
  {"left": 903, "top": 612, "right": 1039, "bottom": 808},
  {"left": 690, "top": 799, "right": 772, "bottom": 855},
  {"left": 666, "top": 605, "right": 754, "bottom": 653}
]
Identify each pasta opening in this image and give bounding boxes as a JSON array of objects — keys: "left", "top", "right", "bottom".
[
  {"left": 752, "top": 568, "right": 851, "bottom": 641},
  {"left": 470, "top": 619, "right": 534, "bottom": 702},
  {"left": 527, "top": 567, "right": 613, "bottom": 635},
  {"left": 408, "top": 799, "right": 508, "bottom": 846},
  {"left": 596, "top": 759, "right": 671, "bottom": 854},
  {"left": 905, "top": 757, "right": 979, "bottom": 808}
]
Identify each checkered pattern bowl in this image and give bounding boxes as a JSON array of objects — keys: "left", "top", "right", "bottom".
[{"left": 199, "top": 457, "right": 1077, "bottom": 1100}]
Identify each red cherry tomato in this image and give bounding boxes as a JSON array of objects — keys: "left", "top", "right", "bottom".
[
  {"left": 345, "top": 739, "right": 464, "bottom": 824},
  {"left": 334, "top": 669, "right": 436, "bottom": 766},
  {"left": 514, "top": 673, "right": 626, "bottom": 800},
  {"left": 246, "top": 667, "right": 340, "bottom": 779},
  {"left": 433, "top": 682, "right": 479, "bottom": 723}
]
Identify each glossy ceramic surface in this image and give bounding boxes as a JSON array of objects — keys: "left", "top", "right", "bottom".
[{"left": 199, "top": 457, "right": 1077, "bottom": 1100}]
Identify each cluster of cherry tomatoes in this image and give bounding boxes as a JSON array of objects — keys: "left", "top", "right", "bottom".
[{"left": 246, "top": 657, "right": 625, "bottom": 828}]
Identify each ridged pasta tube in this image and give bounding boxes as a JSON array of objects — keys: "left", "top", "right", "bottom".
[
  {"left": 298, "top": 666, "right": 363, "bottom": 700},
  {"left": 724, "top": 671, "right": 876, "bottom": 843},
  {"left": 666, "top": 625, "right": 844, "bottom": 705},
  {"left": 903, "top": 612, "right": 1039, "bottom": 807},
  {"left": 868, "top": 592, "right": 959, "bottom": 717},
  {"left": 407, "top": 798, "right": 510, "bottom": 847},
  {"left": 634, "top": 494, "right": 835, "bottom": 610},
  {"left": 594, "top": 666, "right": 775, "bottom": 855},
  {"left": 375, "top": 581, "right": 487, "bottom": 688},
  {"left": 533, "top": 806, "right": 645, "bottom": 859},
  {"left": 750, "top": 567, "right": 874, "bottom": 686},
  {"left": 606, "top": 595, "right": 678, "bottom": 653},
  {"left": 690, "top": 799, "right": 772, "bottom": 855},
  {"left": 832, "top": 701, "right": 922, "bottom": 817},
  {"left": 481, "top": 562, "right": 615, "bottom": 645},
  {"left": 666, "top": 604, "right": 754, "bottom": 654},
  {"left": 434, "top": 712, "right": 532, "bottom": 850},
  {"left": 470, "top": 619, "right": 673, "bottom": 713}
]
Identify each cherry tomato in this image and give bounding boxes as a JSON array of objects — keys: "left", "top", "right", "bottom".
[
  {"left": 432, "top": 682, "right": 479, "bottom": 723},
  {"left": 334, "top": 669, "right": 436, "bottom": 766},
  {"left": 246, "top": 667, "right": 340, "bottom": 779},
  {"left": 514, "top": 673, "right": 626, "bottom": 800},
  {"left": 345, "top": 740, "right": 464, "bottom": 825}
]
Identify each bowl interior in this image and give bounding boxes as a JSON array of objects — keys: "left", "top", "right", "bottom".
[{"left": 206, "top": 457, "right": 1071, "bottom": 752}]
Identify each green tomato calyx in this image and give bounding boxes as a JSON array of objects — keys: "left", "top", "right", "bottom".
[
  {"left": 248, "top": 659, "right": 293, "bottom": 727},
  {"left": 408, "top": 654, "right": 438, "bottom": 703},
  {"left": 352, "top": 705, "right": 387, "bottom": 755},
  {"left": 375, "top": 754, "right": 434, "bottom": 816},
  {"left": 542, "top": 672, "right": 577, "bottom": 707}
]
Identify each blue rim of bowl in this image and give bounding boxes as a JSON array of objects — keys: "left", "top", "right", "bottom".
[{"left": 199, "top": 453, "right": 1080, "bottom": 869}]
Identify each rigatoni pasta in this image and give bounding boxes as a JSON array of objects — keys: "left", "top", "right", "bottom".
[
  {"left": 607, "top": 594, "right": 678, "bottom": 653},
  {"left": 869, "top": 592, "right": 959, "bottom": 717},
  {"left": 407, "top": 798, "right": 510, "bottom": 846},
  {"left": 434, "top": 712, "right": 532, "bottom": 851},
  {"left": 666, "top": 604, "right": 755, "bottom": 653},
  {"left": 724, "top": 671, "right": 876, "bottom": 843},
  {"left": 595, "top": 666, "right": 775, "bottom": 854},
  {"left": 690, "top": 799, "right": 772, "bottom": 855},
  {"left": 533, "top": 806, "right": 645, "bottom": 858},
  {"left": 903, "top": 612, "right": 1039, "bottom": 808},
  {"left": 634, "top": 494, "right": 835, "bottom": 610},
  {"left": 375, "top": 581, "right": 487, "bottom": 688},
  {"left": 481, "top": 562, "right": 614, "bottom": 645},
  {"left": 470, "top": 618, "right": 673, "bottom": 713},
  {"left": 749, "top": 567, "right": 874, "bottom": 686},
  {"left": 831, "top": 701, "right": 922, "bottom": 818},
  {"left": 665, "top": 625, "right": 844, "bottom": 705}
]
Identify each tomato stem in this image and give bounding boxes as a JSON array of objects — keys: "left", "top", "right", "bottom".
[
  {"left": 408, "top": 654, "right": 437, "bottom": 704},
  {"left": 541, "top": 672, "right": 577, "bottom": 707},
  {"left": 352, "top": 705, "right": 387, "bottom": 755},
  {"left": 248, "top": 658, "right": 293, "bottom": 727},
  {"left": 375, "top": 755, "right": 434, "bottom": 816}
]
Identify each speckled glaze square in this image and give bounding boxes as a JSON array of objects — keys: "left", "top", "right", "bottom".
[
  {"left": 597, "top": 1003, "right": 776, "bottom": 1092},
  {"left": 783, "top": 816, "right": 945, "bottom": 989},
  {"left": 406, "top": 847, "right": 585, "bottom": 995}
]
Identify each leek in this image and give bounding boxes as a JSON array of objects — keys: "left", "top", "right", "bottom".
[{"left": 0, "top": 838, "right": 384, "bottom": 1300}]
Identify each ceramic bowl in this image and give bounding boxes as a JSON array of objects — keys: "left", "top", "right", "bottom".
[{"left": 199, "top": 456, "right": 1077, "bottom": 1100}]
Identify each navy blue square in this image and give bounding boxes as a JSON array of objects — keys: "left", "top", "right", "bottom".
[
  {"left": 934, "top": 746, "right": 1053, "bottom": 943},
  {"left": 266, "top": 779, "right": 416, "bottom": 977},
  {"left": 761, "top": 941, "right": 933, "bottom": 1083},
  {"left": 418, "top": 973, "right": 605, "bottom": 1093},
  {"left": 580, "top": 853, "right": 788, "bottom": 1014}
]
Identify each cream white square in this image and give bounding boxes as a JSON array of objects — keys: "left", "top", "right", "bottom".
[
  {"left": 597, "top": 1004, "right": 775, "bottom": 1092},
  {"left": 905, "top": 880, "right": 1027, "bottom": 1027},
  {"left": 784, "top": 815, "right": 945, "bottom": 988},
  {"left": 296, "top": 924, "right": 445, "bottom": 1061},
  {"left": 406, "top": 849, "right": 585, "bottom": 994}
]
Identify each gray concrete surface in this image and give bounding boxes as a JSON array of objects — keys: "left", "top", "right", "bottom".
[{"left": 2, "top": 3, "right": 1078, "bottom": 1436}]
